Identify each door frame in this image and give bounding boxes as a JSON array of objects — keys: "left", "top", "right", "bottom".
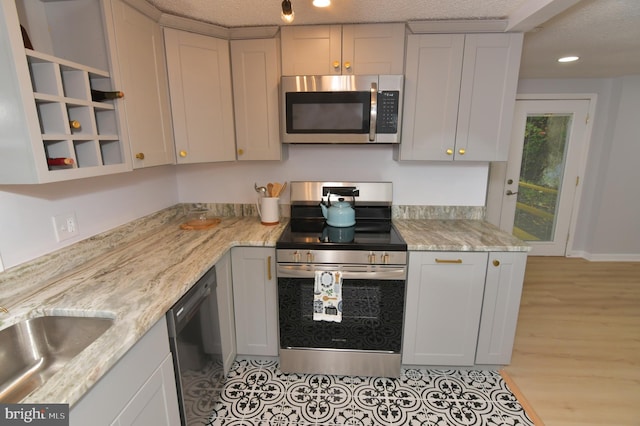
[{"left": 486, "top": 93, "right": 597, "bottom": 257}]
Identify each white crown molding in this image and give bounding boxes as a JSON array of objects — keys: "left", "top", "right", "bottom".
[
  {"left": 158, "top": 14, "right": 279, "bottom": 39},
  {"left": 407, "top": 19, "right": 508, "bottom": 34},
  {"left": 229, "top": 26, "right": 280, "bottom": 40},
  {"left": 159, "top": 13, "right": 230, "bottom": 38},
  {"left": 121, "top": 0, "right": 163, "bottom": 21}
]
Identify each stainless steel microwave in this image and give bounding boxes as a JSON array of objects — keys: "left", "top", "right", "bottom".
[{"left": 281, "top": 75, "right": 403, "bottom": 144}]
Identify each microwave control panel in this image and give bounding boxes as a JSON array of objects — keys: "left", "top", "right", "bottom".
[{"left": 376, "top": 91, "right": 400, "bottom": 134}]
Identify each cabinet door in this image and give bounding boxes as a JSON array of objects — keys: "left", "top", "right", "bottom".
[
  {"left": 70, "top": 319, "right": 180, "bottom": 426},
  {"left": 106, "top": 0, "right": 175, "bottom": 168},
  {"left": 455, "top": 33, "right": 523, "bottom": 161},
  {"left": 397, "top": 34, "right": 464, "bottom": 161},
  {"left": 164, "top": 28, "right": 235, "bottom": 164},
  {"left": 231, "top": 38, "right": 282, "bottom": 161},
  {"left": 215, "top": 250, "right": 237, "bottom": 375},
  {"left": 341, "top": 23, "right": 406, "bottom": 75},
  {"left": 280, "top": 25, "right": 342, "bottom": 75},
  {"left": 476, "top": 252, "right": 527, "bottom": 365},
  {"left": 111, "top": 354, "right": 180, "bottom": 426},
  {"left": 231, "top": 247, "right": 278, "bottom": 356},
  {"left": 403, "top": 252, "right": 488, "bottom": 366}
]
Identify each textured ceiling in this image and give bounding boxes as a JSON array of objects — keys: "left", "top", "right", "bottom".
[{"left": 146, "top": 0, "right": 640, "bottom": 79}]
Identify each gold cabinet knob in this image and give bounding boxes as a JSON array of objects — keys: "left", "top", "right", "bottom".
[
  {"left": 446, "top": 149, "right": 453, "bottom": 155},
  {"left": 237, "top": 148, "right": 244, "bottom": 156},
  {"left": 179, "top": 150, "right": 187, "bottom": 157},
  {"left": 135, "top": 152, "right": 145, "bottom": 160},
  {"left": 493, "top": 259, "right": 500, "bottom": 267},
  {"left": 344, "top": 61, "right": 351, "bottom": 70},
  {"left": 458, "top": 148, "right": 466, "bottom": 155},
  {"left": 332, "top": 61, "right": 340, "bottom": 69}
]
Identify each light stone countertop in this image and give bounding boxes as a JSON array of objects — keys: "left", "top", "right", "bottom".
[
  {"left": 0, "top": 205, "right": 526, "bottom": 406},
  {"left": 393, "top": 219, "right": 530, "bottom": 252},
  {"left": 0, "top": 206, "right": 287, "bottom": 406}
]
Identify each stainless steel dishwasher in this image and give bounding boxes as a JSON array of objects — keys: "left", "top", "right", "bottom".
[{"left": 167, "top": 266, "right": 224, "bottom": 426}]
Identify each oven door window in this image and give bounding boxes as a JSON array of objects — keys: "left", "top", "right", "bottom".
[
  {"left": 285, "top": 91, "right": 370, "bottom": 134},
  {"left": 278, "top": 277, "right": 405, "bottom": 352}
]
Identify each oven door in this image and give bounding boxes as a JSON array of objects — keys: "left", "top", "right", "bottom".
[{"left": 277, "top": 264, "right": 406, "bottom": 353}]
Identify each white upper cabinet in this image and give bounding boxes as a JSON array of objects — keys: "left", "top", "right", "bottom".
[
  {"left": 0, "top": 0, "right": 131, "bottom": 183},
  {"left": 164, "top": 28, "right": 236, "bottom": 164},
  {"left": 104, "top": 0, "right": 175, "bottom": 168},
  {"left": 281, "top": 23, "right": 405, "bottom": 75},
  {"left": 231, "top": 38, "right": 282, "bottom": 161},
  {"left": 398, "top": 32, "right": 523, "bottom": 161}
]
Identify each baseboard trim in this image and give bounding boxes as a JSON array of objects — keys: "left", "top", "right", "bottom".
[
  {"left": 569, "top": 251, "right": 640, "bottom": 261},
  {"left": 499, "top": 370, "right": 545, "bottom": 426}
]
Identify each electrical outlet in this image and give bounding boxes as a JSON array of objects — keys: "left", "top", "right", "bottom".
[{"left": 52, "top": 212, "right": 79, "bottom": 242}]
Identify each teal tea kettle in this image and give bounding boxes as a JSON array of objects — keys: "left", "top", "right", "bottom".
[{"left": 320, "top": 193, "right": 356, "bottom": 227}]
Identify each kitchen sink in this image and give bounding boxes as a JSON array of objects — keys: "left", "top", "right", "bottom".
[{"left": 0, "top": 315, "right": 114, "bottom": 403}]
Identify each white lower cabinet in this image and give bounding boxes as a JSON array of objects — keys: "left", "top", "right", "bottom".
[
  {"left": 402, "top": 252, "right": 488, "bottom": 366},
  {"left": 476, "top": 252, "right": 527, "bottom": 364},
  {"left": 70, "top": 319, "right": 180, "bottom": 426},
  {"left": 231, "top": 247, "right": 278, "bottom": 356},
  {"left": 403, "top": 251, "right": 527, "bottom": 366},
  {"left": 215, "top": 250, "right": 237, "bottom": 374}
]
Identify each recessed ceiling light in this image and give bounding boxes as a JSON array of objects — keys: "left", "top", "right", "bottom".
[
  {"left": 558, "top": 56, "right": 579, "bottom": 63},
  {"left": 313, "top": 0, "right": 331, "bottom": 7}
]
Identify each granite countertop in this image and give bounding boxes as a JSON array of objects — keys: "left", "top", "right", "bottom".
[
  {"left": 0, "top": 206, "right": 287, "bottom": 406},
  {"left": 0, "top": 205, "right": 527, "bottom": 406},
  {"left": 393, "top": 219, "right": 530, "bottom": 252}
]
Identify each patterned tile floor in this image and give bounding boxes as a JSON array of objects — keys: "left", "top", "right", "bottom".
[{"left": 202, "top": 359, "right": 534, "bottom": 426}]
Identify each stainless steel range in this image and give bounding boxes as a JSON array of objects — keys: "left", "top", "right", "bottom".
[{"left": 276, "top": 181, "right": 407, "bottom": 378}]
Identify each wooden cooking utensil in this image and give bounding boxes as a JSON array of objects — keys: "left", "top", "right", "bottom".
[
  {"left": 267, "top": 183, "right": 274, "bottom": 197},
  {"left": 271, "top": 182, "right": 283, "bottom": 198}
]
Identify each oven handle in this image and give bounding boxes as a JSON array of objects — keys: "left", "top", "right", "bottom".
[{"left": 277, "top": 264, "right": 406, "bottom": 280}]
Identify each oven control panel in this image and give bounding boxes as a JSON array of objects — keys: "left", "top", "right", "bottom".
[{"left": 276, "top": 249, "right": 407, "bottom": 265}]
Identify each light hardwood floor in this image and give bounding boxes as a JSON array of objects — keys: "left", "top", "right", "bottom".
[{"left": 503, "top": 257, "right": 640, "bottom": 426}]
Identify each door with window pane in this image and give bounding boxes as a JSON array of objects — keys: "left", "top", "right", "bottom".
[{"left": 497, "top": 99, "right": 590, "bottom": 256}]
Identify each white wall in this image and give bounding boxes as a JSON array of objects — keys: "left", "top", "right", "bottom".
[
  {"left": 0, "top": 166, "right": 178, "bottom": 269},
  {"left": 176, "top": 144, "right": 489, "bottom": 206},
  {"left": 518, "top": 75, "right": 640, "bottom": 259}
]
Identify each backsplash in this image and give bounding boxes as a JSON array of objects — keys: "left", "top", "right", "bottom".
[
  {"left": 185, "top": 203, "right": 485, "bottom": 220},
  {"left": 392, "top": 205, "right": 485, "bottom": 220}
]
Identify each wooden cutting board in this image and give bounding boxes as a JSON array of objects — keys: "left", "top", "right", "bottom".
[{"left": 180, "top": 218, "right": 221, "bottom": 230}]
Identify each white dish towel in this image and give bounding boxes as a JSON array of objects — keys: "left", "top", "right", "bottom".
[{"left": 313, "top": 271, "right": 342, "bottom": 322}]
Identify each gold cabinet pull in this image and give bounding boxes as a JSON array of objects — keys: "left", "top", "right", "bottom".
[
  {"left": 435, "top": 258, "right": 463, "bottom": 264},
  {"left": 446, "top": 149, "right": 453, "bottom": 155},
  {"left": 267, "top": 255, "right": 272, "bottom": 281},
  {"left": 135, "top": 152, "right": 145, "bottom": 160},
  {"left": 458, "top": 148, "right": 466, "bottom": 155},
  {"left": 179, "top": 150, "right": 187, "bottom": 157},
  {"left": 332, "top": 61, "right": 340, "bottom": 69},
  {"left": 493, "top": 259, "right": 500, "bottom": 267},
  {"left": 237, "top": 148, "right": 244, "bottom": 156},
  {"left": 344, "top": 61, "right": 351, "bottom": 70}
]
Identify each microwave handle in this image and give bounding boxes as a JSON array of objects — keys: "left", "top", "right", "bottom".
[{"left": 369, "top": 82, "right": 377, "bottom": 142}]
